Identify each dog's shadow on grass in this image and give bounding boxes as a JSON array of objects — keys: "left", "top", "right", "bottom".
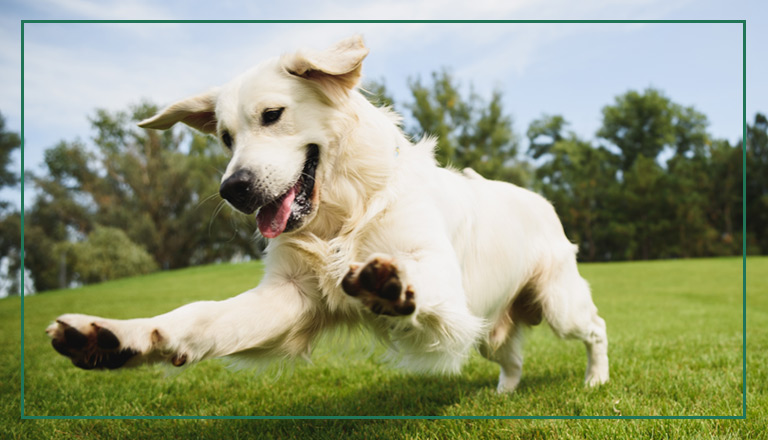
[
  {"left": 285, "top": 375, "right": 491, "bottom": 417},
  {"left": 183, "top": 368, "right": 576, "bottom": 438},
  {"left": 255, "top": 368, "right": 574, "bottom": 418}
]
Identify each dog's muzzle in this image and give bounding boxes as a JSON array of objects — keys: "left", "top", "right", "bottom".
[
  {"left": 219, "top": 169, "right": 262, "bottom": 214},
  {"left": 219, "top": 144, "right": 319, "bottom": 238}
]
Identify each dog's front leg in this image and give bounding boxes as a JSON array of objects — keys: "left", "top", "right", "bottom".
[
  {"left": 46, "top": 277, "right": 310, "bottom": 370},
  {"left": 342, "top": 251, "right": 485, "bottom": 373}
]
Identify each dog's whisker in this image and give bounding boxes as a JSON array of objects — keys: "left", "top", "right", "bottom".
[
  {"left": 197, "top": 192, "right": 222, "bottom": 210},
  {"left": 208, "top": 199, "right": 228, "bottom": 236}
]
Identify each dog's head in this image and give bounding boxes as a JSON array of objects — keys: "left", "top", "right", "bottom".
[{"left": 138, "top": 36, "right": 369, "bottom": 238}]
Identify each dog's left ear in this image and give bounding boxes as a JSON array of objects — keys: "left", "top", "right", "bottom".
[
  {"left": 282, "top": 35, "right": 369, "bottom": 99},
  {"left": 137, "top": 88, "right": 219, "bottom": 134}
]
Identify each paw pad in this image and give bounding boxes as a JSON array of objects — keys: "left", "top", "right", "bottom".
[
  {"left": 48, "top": 320, "right": 138, "bottom": 370},
  {"left": 342, "top": 257, "right": 416, "bottom": 316}
]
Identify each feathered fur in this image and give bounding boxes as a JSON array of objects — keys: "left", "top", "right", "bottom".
[{"left": 46, "top": 36, "right": 609, "bottom": 392}]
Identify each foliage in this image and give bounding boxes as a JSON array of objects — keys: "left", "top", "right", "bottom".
[
  {"left": 369, "top": 70, "right": 529, "bottom": 185},
  {"left": 597, "top": 88, "right": 709, "bottom": 171},
  {"left": 526, "top": 113, "right": 568, "bottom": 159},
  {"left": 0, "top": 112, "right": 21, "bottom": 295},
  {"left": 0, "top": 112, "right": 21, "bottom": 192},
  {"left": 68, "top": 226, "right": 158, "bottom": 284},
  {"left": 745, "top": 113, "right": 768, "bottom": 253},
  {"left": 529, "top": 119, "right": 622, "bottom": 261},
  {"left": 527, "top": 89, "right": 750, "bottom": 261},
  {"left": 0, "top": 211, "right": 21, "bottom": 295}
]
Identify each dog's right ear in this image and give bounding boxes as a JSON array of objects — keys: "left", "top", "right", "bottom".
[{"left": 138, "top": 88, "right": 219, "bottom": 134}]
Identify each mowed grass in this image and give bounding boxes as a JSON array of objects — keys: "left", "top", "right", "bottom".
[{"left": 3, "top": 257, "right": 766, "bottom": 438}]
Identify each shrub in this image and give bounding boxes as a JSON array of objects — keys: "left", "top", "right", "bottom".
[{"left": 71, "top": 226, "right": 158, "bottom": 284}]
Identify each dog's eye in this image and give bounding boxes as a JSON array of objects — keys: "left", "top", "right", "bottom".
[
  {"left": 261, "top": 108, "right": 284, "bottom": 125},
  {"left": 221, "top": 131, "right": 233, "bottom": 149}
]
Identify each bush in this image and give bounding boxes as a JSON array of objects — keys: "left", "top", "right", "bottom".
[{"left": 71, "top": 226, "right": 158, "bottom": 284}]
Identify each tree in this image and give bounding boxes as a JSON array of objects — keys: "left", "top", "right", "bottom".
[
  {"left": 528, "top": 115, "right": 622, "bottom": 261},
  {"left": 745, "top": 113, "right": 768, "bottom": 253},
  {"left": 405, "top": 70, "right": 528, "bottom": 185},
  {"left": 597, "top": 88, "right": 709, "bottom": 171},
  {"left": 0, "top": 210, "right": 21, "bottom": 294},
  {"left": 527, "top": 106, "right": 744, "bottom": 262},
  {"left": 0, "top": 112, "right": 22, "bottom": 295},
  {"left": 0, "top": 112, "right": 20, "bottom": 193},
  {"left": 620, "top": 154, "right": 677, "bottom": 260},
  {"left": 663, "top": 138, "right": 741, "bottom": 258},
  {"left": 527, "top": 114, "right": 569, "bottom": 160},
  {"left": 25, "top": 102, "right": 263, "bottom": 292}
]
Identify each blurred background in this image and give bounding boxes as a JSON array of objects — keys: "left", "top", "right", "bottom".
[{"left": 0, "top": 1, "right": 764, "bottom": 296}]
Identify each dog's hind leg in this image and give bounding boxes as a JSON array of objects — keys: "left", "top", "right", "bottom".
[
  {"left": 479, "top": 282, "right": 544, "bottom": 393},
  {"left": 479, "top": 322, "right": 527, "bottom": 393},
  {"left": 537, "top": 259, "right": 609, "bottom": 387}
]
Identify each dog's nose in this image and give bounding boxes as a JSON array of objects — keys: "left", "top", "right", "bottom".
[{"left": 220, "top": 169, "right": 258, "bottom": 214}]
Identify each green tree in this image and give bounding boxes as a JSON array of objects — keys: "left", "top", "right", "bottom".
[
  {"left": 620, "top": 155, "right": 676, "bottom": 260},
  {"left": 405, "top": 70, "right": 528, "bottom": 185},
  {"left": 597, "top": 88, "right": 709, "bottom": 171},
  {"left": 745, "top": 113, "right": 768, "bottom": 253},
  {"left": 665, "top": 138, "right": 741, "bottom": 258},
  {"left": 0, "top": 112, "right": 22, "bottom": 295},
  {"left": 0, "top": 112, "right": 20, "bottom": 193},
  {"left": 527, "top": 114, "right": 568, "bottom": 160},
  {"left": 0, "top": 211, "right": 21, "bottom": 295},
  {"left": 528, "top": 115, "right": 622, "bottom": 261}
]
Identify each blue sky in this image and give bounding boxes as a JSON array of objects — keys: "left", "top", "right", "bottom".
[{"left": 0, "top": 0, "right": 764, "bottom": 209}]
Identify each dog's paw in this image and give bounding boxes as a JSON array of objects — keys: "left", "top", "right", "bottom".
[
  {"left": 342, "top": 256, "right": 415, "bottom": 316},
  {"left": 46, "top": 314, "right": 139, "bottom": 370},
  {"left": 585, "top": 367, "right": 609, "bottom": 388}
]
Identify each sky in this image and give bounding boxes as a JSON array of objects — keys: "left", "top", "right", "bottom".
[{"left": 0, "top": 0, "right": 765, "bottom": 210}]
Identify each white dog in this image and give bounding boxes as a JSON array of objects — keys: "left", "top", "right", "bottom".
[{"left": 47, "top": 36, "right": 608, "bottom": 392}]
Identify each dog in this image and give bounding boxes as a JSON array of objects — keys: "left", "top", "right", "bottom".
[{"left": 46, "top": 36, "right": 609, "bottom": 392}]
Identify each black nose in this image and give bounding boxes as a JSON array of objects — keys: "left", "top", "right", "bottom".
[{"left": 220, "top": 169, "right": 259, "bottom": 214}]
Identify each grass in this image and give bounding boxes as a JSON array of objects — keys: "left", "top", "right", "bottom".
[{"left": 3, "top": 257, "right": 765, "bottom": 438}]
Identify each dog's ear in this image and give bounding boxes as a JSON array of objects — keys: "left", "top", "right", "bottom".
[
  {"left": 281, "top": 35, "right": 369, "bottom": 99},
  {"left": 137, "top": 89, "right": 219, "bottom": 134}
]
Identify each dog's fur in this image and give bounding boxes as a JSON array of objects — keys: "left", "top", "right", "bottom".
[{"left": 46, "top": 36, "right": 608, "bottom": 392}]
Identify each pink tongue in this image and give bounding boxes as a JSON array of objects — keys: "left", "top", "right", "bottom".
[{"left": 257, "top": 186, "right": 297, "bottom": 238}]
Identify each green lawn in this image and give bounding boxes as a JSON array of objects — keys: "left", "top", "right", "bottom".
[{"left": 3, "top": 257, "right": 765, "bottom": 438}]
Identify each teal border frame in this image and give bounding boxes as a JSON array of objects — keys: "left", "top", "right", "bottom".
[{"left": 19, "top": 19, "right": 748, "bottom": 421}]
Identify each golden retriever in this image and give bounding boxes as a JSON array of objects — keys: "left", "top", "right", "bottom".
[{"left": 47, "top": 36, "right": 609, "bottom": 392}]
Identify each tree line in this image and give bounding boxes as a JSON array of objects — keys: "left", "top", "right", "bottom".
[{"left": 0, "top": 70, "right": 764, "bottom": 294}]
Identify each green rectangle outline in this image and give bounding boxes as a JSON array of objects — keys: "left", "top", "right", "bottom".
[{"left": 19, "top": 19, "right": 748, "bottom": 421}]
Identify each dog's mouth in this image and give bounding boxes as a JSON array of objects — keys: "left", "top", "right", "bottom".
[{"left": 256, "top": 144, "right": 319, "bottom": 238}]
